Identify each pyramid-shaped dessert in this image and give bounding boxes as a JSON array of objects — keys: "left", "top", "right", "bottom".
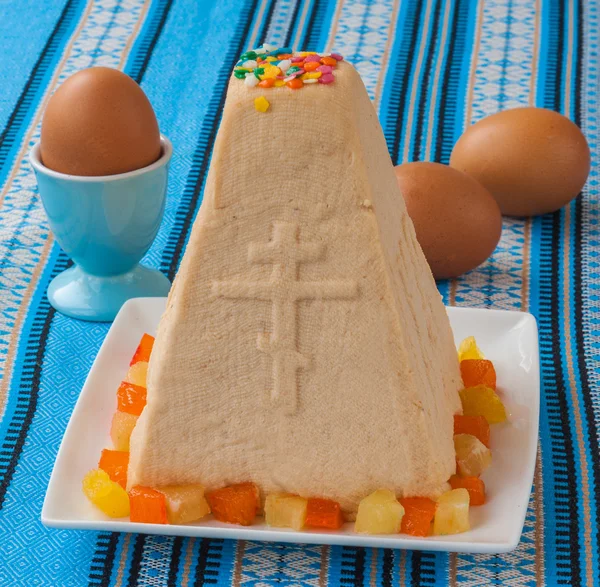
[{"left": 128, "top": 51, "right": 462, "bottom": 514}]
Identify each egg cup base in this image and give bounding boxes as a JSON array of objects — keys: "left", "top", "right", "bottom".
[{"left": 47, "top": 264, "right": 171, "bottom": 322}]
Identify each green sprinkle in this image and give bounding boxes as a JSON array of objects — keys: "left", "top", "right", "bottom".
[
  {"left": 286, "top": 66, "right": 301, "bottom": 74},
  {"left": 241, "top": 50, "right": 257, "bottom": 61},
  {"left": 253, "top": 67, "right": 265, "bottom": 80},
  {"left": 234, "top": 70, "right": 247, "bottom": 79}
]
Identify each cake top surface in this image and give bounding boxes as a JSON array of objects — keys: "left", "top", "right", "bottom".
[{"left": 233, "top": 43, "right": 344, "bottom": 89}]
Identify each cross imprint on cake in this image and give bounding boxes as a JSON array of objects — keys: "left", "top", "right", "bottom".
[{"left": 212, "top": 221, "right": 358, "bottom": 414}]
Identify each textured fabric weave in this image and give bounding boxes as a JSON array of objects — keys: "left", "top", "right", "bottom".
[{"left": 0, "top": 0, "right": 597, "bottom": 585}]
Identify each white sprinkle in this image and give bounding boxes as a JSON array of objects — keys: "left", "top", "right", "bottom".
[
  {"left": 263, "top": 43, "right": 276, "bottom": 52},
  {"left": 244, "top": 74, "right": 259, "bottom": 87},
  {"left": 277, "top": 59, "right": 291, "bottom": 72},
  {"left": 243, "top": 59, "right": 257, "bottom": 69},
  {"left": 303, "top": 78, "right": 318, "bottom": 84},
  {"left": 283, "top": 75, "right": 297, "bottom": 83}
]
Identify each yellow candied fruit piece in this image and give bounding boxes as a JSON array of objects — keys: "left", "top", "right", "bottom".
[
  {"left": 460, "top": 385, "right": 507, "bottom": 424},
  {"left": 354, "top": 489, "right": 404, "bottom": 534},
  {"left": 83, "top": 469, "right": 130, "bottom": 518},
  {"left": 265, "top": 56, "right": 277, "bottom": 62},
  {"left": 297, "top": 51, "right": 317, "bottom": 56},
  {"left": 254, "top": 96, "right": 270, "bottom": 113},
  {"left": 458, "top": 336, "right": 485, "bottom": 362},
  {"left": 454, "top": 434, "right": 492, "bottom": 477},
  {"left": 274, "top": 80, "right": 285, "bottom": 87},
  {"left": 433, "top": 489, "right": 470, "bottom": 535},
  {"left": 160, "top": 484, "right": 211, "bottom": 525},
  {"left": 110, "top": 411, "right": 138, "bottom": 451},
  {"left": 125, "top": 361, "right": 148, "bottom": 388},
  {"left": 265, "top": 494, "right": 308, "bottom": 530}
]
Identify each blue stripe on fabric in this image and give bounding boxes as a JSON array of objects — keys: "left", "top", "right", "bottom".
[
  {"left": 378, "top": 0, "right": 420, "bottom": 164},
  {"left": 0, "top": 0, "right": 87, "bottom": 193},
  {"left": 303, "top": 0, "right": 336, "bottom": 52}
]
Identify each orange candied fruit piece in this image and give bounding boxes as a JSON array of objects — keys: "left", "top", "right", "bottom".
[
  {"left": 449, "top": 475, "right": 486, "bottom": 506},
  {"left": 305, "top": 498, "right": 344, "bottom": 529},
  {"left": 207, "top": 482, "right": 259, "bottom": 526},
  {"left": 399, "top": 497, "right": 436, "bottom": 537},
  {"left": 258, "top": 78, "right": 274, "bottom": 88},
  {"left": 117, "top": 381, "right": 147, "bottom": 416},
  {"left": 460, "top": 359, "right": 496, "bottom": 390},
  {"left": 98, "top": 449, "right": 129, "bottom": 489},
  {"left": 129, "top": 486, "right": 168, "bottom": 524},
  {"left": 130, "top": 333, "right": 155, "bottom": 366},
  {"left": 320, "top": 56, "right": 337, "bottom": 66},
  {"left": 454, "top": 414, "right": 490, "bottom": 448}
]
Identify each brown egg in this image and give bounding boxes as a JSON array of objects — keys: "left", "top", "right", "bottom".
[
  {"left": 395, "top": 162, "right": 502, "bottom": 280},
  {"left": 450, "top": 107, "right": 590, "bottom": 216},
  {"left": 40, "top": 67, "right": 161, "bottom": 176}
]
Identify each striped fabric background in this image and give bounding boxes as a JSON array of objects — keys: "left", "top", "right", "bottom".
[{"left": 0, "top": 0, "right": 597, "bottom": 585}]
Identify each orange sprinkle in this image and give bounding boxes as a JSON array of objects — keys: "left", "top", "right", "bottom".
[
  {"left": 258, "top": 78, "right": 275, "bottom": 88},
  {"left": 129, "top": 486, "right": 168, "bottom": 524},
  {"left": 320, "top": 56, "right": 337, "bottom": 66},
  {"left": 277, "top": 53, "right": 292, "bottom": 59},
  {"left": 449, "top": 475, "right": 486, "bottom": 506},
  {"left": 303, "top": 61, "right": 320, "bottom": 71},
  {"left": 286, "top": 78, "right": 303, "bottom": 89}
]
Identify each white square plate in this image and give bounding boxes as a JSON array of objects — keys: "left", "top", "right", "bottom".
[{"left": 42, "top": 298, "right": 539, "bottom": 553}]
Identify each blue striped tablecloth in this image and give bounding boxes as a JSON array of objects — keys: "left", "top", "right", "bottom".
[{"left": 0, "top": 0, "right": 597, "bottom": 585}]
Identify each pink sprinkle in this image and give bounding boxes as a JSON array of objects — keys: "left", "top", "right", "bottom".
[
  {"left": 318, "top": 73, "right": 335, "bottom": 84},
  {"left": 291, "top": 56, "right": 304, "bottom": 63},
  {"left": 294, "top": 68, "right": 306, "bottom": 75},
  {"left": 303, "top": 54, "right": 321, "bottom": 63},
  {"left": 283, "top": 74, "right": 298, "bottom": 82},
  {"left": 330, "top": 53, "right": 343, "bottom": 61},
  {"left": 316, "top": 65, "right": 333, "bottom": 74},
  {"left": 276, "top": 75, "right": 284, "bottom": 79}
]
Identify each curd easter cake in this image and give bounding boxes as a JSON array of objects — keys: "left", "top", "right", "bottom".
[{"left": 126, "top": 46, "right": 464, "bottom": 517}]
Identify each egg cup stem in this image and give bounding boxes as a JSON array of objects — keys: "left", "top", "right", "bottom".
[{"left": 47, "top": 264, "right": 170, "bottom": 322}]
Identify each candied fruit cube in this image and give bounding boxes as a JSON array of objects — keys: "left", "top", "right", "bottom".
[
  {"left": 125, "top": 361, "right": 148, "bottom": 388},
  {"left": 399, "top": 497, "right": 436, "bottom": 537},
  {"left": 130, "top": 333, "right": 155, "bottom": 365},
  {"left": 433, "top": 488, "right": 470, "bottom": 535},
  {"left": 265, "top": 494, "right": 308, "bottom": 530},
  {"left": 129, "top": 486, "right": 168, "bottom": 524},
  {"left": 460, "top": 359, "right": 496, "bottom": 390},
  {"left": 207, "top": 482, "right": 259, "bottom": 526},
  {"left": 110, "top": 411, "right": 138, "bottom": 451},
  {"left": 354, "top": 489, "right": 404, "bottom": 534},
  {"left": 454, "top": 414, "right": 490, "bottom": 448},
  {"left": 449, "top": 475, "right": 486, "bottom": 506},
  {"left": 454, "top": 434, "right": 492, "bottom": 477},
  {"left": 82, "top": 469, "right": 130, "bottom": 518},
  {"left": 458, "top": 336, "right": 484, "bottom": 361},
  {"left": 98, "top": 449, "right": 129, "bottom": 488},
  {"left": 160, "top": 484, "right": 211, "bottom": 524},
  {"left": 305, "top": 498, "right": 344, "bottom": 529},
  {"left": 117, "top": 381, "right": 147, "bottom": 416},
  {"left": 460, "top": 385, "right": 507, "bottom": 424}
]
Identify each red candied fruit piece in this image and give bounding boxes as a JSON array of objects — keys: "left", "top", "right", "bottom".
[
  {"left": 449, "top": 475, "right": 486, "bottom": 506},
  {"left": 117, "top": 381, "right": 147, "bottom": 416},
  {"left": 460, "top": 359, "right": 496, "bottom": 390},
  {"left": 98, "top": 449, "right": 129, "bottom": 489},
  {"left": 453, "top": 414, "right": 490, "bottom": 448},
  {"left": 130, "top": 334, "right": 155, "bottom": 366},
  {"left": 399, "top": 497, "right": 436, "bottom": 537},
  {"left": 207, "top": 482, "right": 259, "bottom": 526},
  {"left": 129, "top": 486, "right": 168, "bottom": 524},
  {"left": 305, "top": 498, "right": 344, "bottom": 529}
]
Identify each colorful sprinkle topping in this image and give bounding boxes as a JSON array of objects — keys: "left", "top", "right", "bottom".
[{"left": 234, "top": 44, "right": 343, "bottom": 90}]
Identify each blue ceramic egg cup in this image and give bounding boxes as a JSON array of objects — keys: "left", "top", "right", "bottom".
[{"left": 29, "top": 137, "right": 172, "bottom": 322}]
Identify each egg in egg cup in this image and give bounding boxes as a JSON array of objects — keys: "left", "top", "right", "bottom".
[{"left": 29, "top": 136, "right": 172, "bottom": 322}]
